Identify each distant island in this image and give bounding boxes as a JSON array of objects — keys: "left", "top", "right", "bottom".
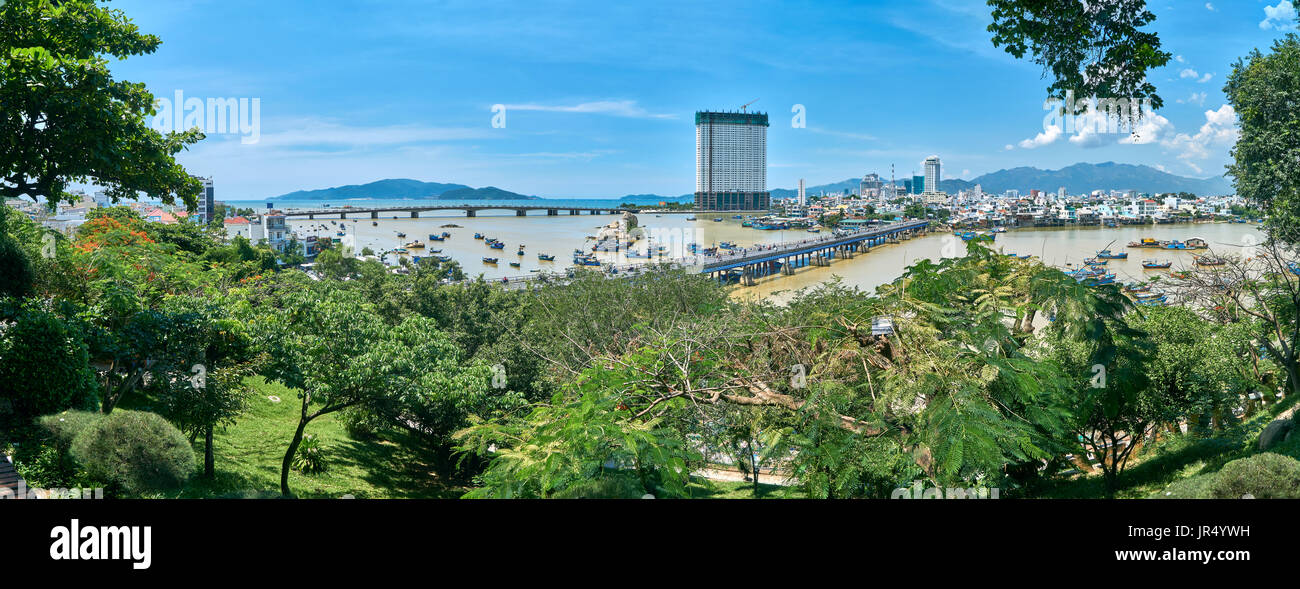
[{"left": 269, "top": 179, "right": 539, "bottom": 201}]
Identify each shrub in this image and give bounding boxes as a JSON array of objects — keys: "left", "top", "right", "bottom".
[
  {"left": 292, "top": 434, "right": 327, "bottom": 474},
  {"left": 10, "top": 411, "right": 103, "bottom": 488},
  {"left": 71, "top": 410, "right": 195, "bottom": 495},
  {"left": 551, "top": 473, "right": 649, "bottom": 499},
  {"left": 1208, "top": 452, "right": 1300, "bottom": 499},
  {"left": 0, "top": 304, "right": 99, "bottom": 434},
  {"left": 1154, "top": 473, "right": 1217, "bottom": 499}
]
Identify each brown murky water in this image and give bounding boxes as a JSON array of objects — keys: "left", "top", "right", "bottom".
[{"left": 289, "top": 212, "right": 1261, "bottom": 304}]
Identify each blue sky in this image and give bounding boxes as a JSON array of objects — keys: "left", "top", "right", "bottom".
[{"left": 106, "top": 0, "right": 1300, "bottom": 199}]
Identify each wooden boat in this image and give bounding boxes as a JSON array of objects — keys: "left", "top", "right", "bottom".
[
  {"left": 1141, "top": 260, "right": 1172, "bottom": 269},
  {"left": 428, "top": 234, "right": 445, "bottom": 242},
  {"left": 1194, "top": 256, "right": 1225, "bottom": 267},
  {"left": 482, "top": 257, "right": 498, "bottom": 264},
  {"left": 1097, "top": 250, "right": 1128, "bottom": 259},
  {"left": 509, "top": 262, "right": 521, "bottom": 268},
  {"left": 1083, "top": 258, "right": 1105, "bottom": 265},
  {"left": 537, "top": 253, "right": 555, "bottom": 261},
  {"left": 405, "top": 241, "right": 425, "bottom": 249},
  {"left": 396, "top": 232, "right": 406, "bottom": 238},
  {"left": 1129, "top": 238, "right": 1162, "bottom": 248},
  {"left": 474, "top": 233, "right": 484, "bottom": 239},
  {"left": 488, "top": 242, "right": 504, "bottom": 250},
  {"left": 516, "top": 250, "right": 525, "bottom": 256}
]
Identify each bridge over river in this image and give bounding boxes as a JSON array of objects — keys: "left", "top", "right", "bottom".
[{"left": 477, "top": 220, "right": 931, "bottom": 290}]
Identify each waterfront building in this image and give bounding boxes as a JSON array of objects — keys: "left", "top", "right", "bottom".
[
  {"left": 193, "top": 176, "right": 215, "bottom": 224},
  {"left": 695, "top": 111, "right": 769, "bottom": 211}
]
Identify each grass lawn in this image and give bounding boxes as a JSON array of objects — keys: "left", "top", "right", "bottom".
[{"left": 168, "top": 378, "right": 465, "bottom": 499}]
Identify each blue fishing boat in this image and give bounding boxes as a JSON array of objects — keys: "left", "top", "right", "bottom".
[
  {"left": 474, "top": 233, "right": 484, "bottom": 239},
  {"left": 1097, "top": 249, "right": 1128, "bottom": 259},
  {"left": 482, "top": 257, "right": 498, "bottom": 264},
  {"left": 428, "top": 234, "right": 445, "bottom": 242},
  {"left": 537, "top": 253, "right": 555, "bottom": 261},
  {"left": 1142, "top": 260, "right": 1172, "bottom": 269},
  {"left": 489, "top": 242, "right": 505, "bottom": 250}
]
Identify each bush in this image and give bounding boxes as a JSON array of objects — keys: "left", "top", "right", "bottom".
[
  {"left": 551, "top": 473, "right": 649, "bottom": 499},
  {"left": 0, "top": 304, "right": 99, "bottom": 434},
  {"left": 10, "top": 411, "right": 103, "bottom": 489},
  {"left": 1154, "top": 473, "right": 1217, "bottom": 499},
  {"left": 71, "top": 410, "right": 195, "bottom": 495},
  {"left": 1208, "top": 452, "right": 1300, "bottom": 499},
  {"left": 291, "top": 434, "right": 327, "bottom": 474}
]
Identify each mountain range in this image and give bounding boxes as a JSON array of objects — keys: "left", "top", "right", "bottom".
[
  {"left": 771, "top": 162, "right": 1232, "bottom": 199},
  {"left": 269, "top": 163, "right": 1232, "bottom": 203}
]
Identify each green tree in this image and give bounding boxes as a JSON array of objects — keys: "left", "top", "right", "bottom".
[
  {"left": 260, "top": 288, "right": 488, "bottom": 496},
  {"left": 987, "top": 0, "right": 1172, "bottom": 115},
  {"left": 0, "top": 0, "right": 203, "bottom": 208},
  {"left": 1225, "top": 30, "right": 1300, "bottom": 245},
  {"left": 0, "top": 299, "right": 99, "bottom": 437}
]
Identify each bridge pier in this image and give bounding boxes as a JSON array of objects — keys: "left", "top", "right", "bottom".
[
  {"left": 308, "top": 213, "right": 315, "bottom": 220},
  {"left": 548, "top": 209, "right": 558, "bottom": 216},
  {"left": 467, "top": 210, "right": 476, "bottom": 217},
  {"left": 516, "top": 209, "right": 526, "bottom": 217},
  {"left": 340, "top": 212, "right": 347, "bottom": 219},
  {"left": 371, "top": 211, "right": 379, "bottom": 219}
]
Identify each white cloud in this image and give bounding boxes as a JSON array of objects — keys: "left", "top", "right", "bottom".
[
  {"left": 1177, "top": 91, "right": 1208, "bottom": 106},
  {"left": 1180, "top": 68, "right": 1214, "bottom": 83},
  {"left": 1003, "top": 144, "right": 1014, "bottom": 151},
  {"left": 502, "top": 100, "right": 676, "bottom": 119},
  {"left": 1159, "top": 105, "right": 1239, "bottom": 172},
  {"left": 1175, "top": 55, "right": 1186, "bottom": 64},
  {"left": 1121, "top": 111, "right": 1175, "bottom": 145},
  {"left": 1018, "top": 124, "right": 1063, "bottom": 149},
  {"left": 1205, "top": 3, "right": 1215, "bottom": 11},
  {"left": 1261, "top": 1, "right": 1298, "bottom": 31}
]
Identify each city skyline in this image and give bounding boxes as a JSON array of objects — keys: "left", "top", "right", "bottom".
[{"left": 99, "top": 0, "right": 1300, "bottom": 199}]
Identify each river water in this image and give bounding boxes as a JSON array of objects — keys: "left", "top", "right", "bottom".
[{"left": 268, "top": 206, "right": 1261, "bottom": 304}]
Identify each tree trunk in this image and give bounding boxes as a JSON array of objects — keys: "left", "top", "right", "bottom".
[
  {"left": 281, "top": 415, "right": 311, "bottom": 497},
  {"left": 750, "top": 436, "right": 760, "bottom": 498},
  {"left": 203, "top": 426, "right": 215, "bottom": 478}
]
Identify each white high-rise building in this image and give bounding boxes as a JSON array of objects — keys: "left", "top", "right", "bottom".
[
  {"left": 695, "top": 111, "right": 769, "bottom": 211},
  {"left": 923, "top": 156, "right": 941, "bottom": 196},
  {"left": 193, "top": 176, "right": 215, "bottom": 224},
  {"left": 798, "top": 179, "right": 806, "bottom": 207}
]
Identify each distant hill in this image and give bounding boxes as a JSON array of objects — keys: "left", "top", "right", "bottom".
[
  {"left": 960, "top": 163, "right": 1232, "bottom": 196},
  {"left": 776, "top": 162, "right": 1232, "bottom": 198},
  {"left": 436, "top": 186, "right": 539, "bottom": 201},
  {"left": 272, "top": 179, "right": 471, "bottom": 201}
]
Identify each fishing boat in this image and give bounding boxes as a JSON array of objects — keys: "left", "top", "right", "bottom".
[
  {"left": 372, "top": 221, "right": 378, "bottom": 226},
  {"left": 538, "top": 253, "right": 555, "bottom": 261},
  {"left": 992, "top": 227, "right": 1007, "bottom": 233},
  {"left": 396, "top": 232, "right": 407, "bottom": 238},
  {"left": 741, "top": 221, "right": 753, "bottom": 227},
  {"left": 1141, "top": 260, "right": 1173, "bottom": 269},
  {"left": 1136, "top": 296, "right": 1168, "bottom": 307},
  {"left": 732, "top": 215, "right": 743, "bottom": 219},
  {"left": 713, "top": 218, "right": 723, "bottom": 222},
  {"left": 429, "top": 249, "right": 442, "bottom": 254},
  {"left": 1097, "top": 250, "right": 1128, "bottom": 259},
  {"left": 428, "top": 234, "right": 445, "bottom": 242},
  {"left": 488, "top": 242, "right": 505, "bottom": 250},
  {"left": 1194, "top": 256, "right": 1225, "bottom": 267},
  {"left": 393, "top": 248, "right": 409, "bottom": 255},
  {"left": 509, "top": 262, "right": 521, "bottom": 268},
  {"left": 482, "top": 257, "right": 498, "bottom": 264},
  {"left": 1162, "top": 240, "right": 1189, "bottom": 250},
  {"left": 435, "top": 256, "right": 452, "bottom": 263},
  {"left": 442, "top": 232, "right": 452, "bottom": 238},
  {"left": 1123, "top": 282, "right": 1151, "bottom": 293},
  {"left": 516, "top": 249, "right": 525, "bottom": 256},
  {"left": 807, "top": 227, "right": 821, "bottom": 233},
  {"left": 719, "top": 241, "right": 738, "bottom": 249},
  {"left": 685, "top": 216, "right": 697, "bottom": 221},
  {"left": 1083, "top": 258, "right": 1106, "bottom": 265},
  {"left": 405, "top": 241, "right": 425, "bottom": 249},
  {"left": 1129, "top": 238, "right": 1163, "bottom": 248},
  {"left": 474, "top": 233, "right": 484, "bottom": 239}
]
